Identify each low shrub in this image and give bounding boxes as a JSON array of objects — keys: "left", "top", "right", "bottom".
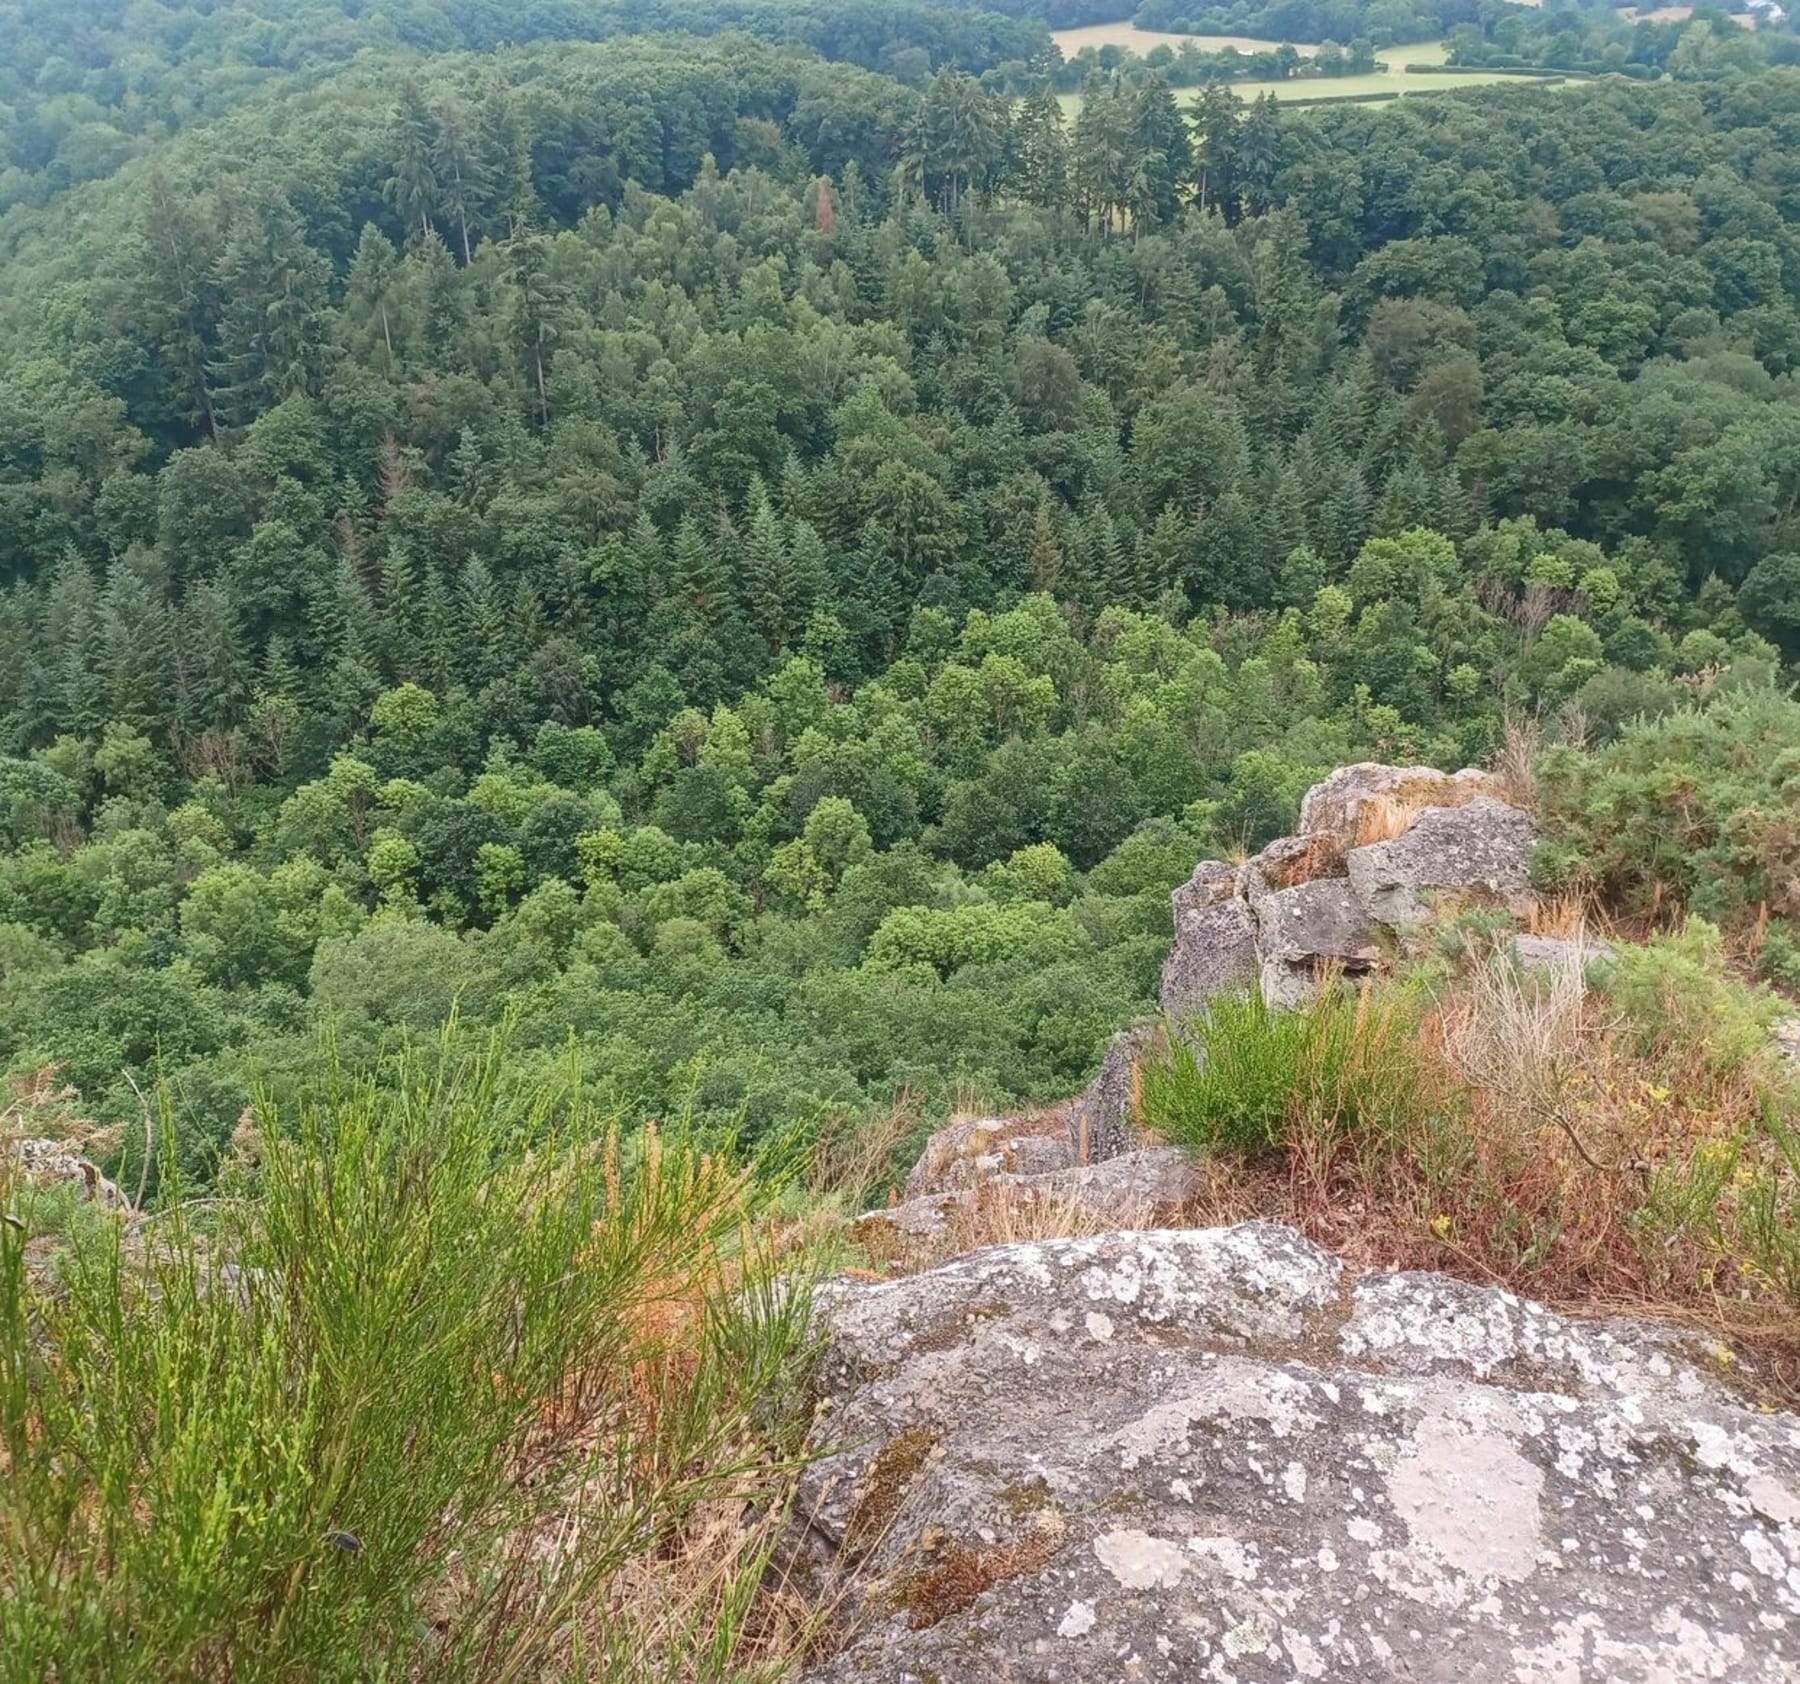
[
  {"left": 0, "top": 1038, "right": 817, "bottom": 1683},
  {"left": 1140, "top": 939, "right": 1800, "bottom": 1376},
  {"left": 1139, "top": 986, "right": 1429, "bottom": 1161}
]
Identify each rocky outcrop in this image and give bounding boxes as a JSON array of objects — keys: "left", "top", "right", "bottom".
[
  {"left": 5, "top": 1137, "right": 127, "bottom": 1208},
  {"left": 1346, "top": 797, "right": 1536, "bottom": 931},
  {"left": 798, "top": 1223, "right": 1800, "bottom": 1683},
  {"left": 901, "top": 1114, "right": 1075, "bottom": 1200},
  {"left": 883, "top": 767, "right": 1536, "bottom": 1206},
  {"left": 1251, "top": 876, "right": 1382, "bottom": 1009},
  {"left": 1162, "top": 765, "right": 1534, "bottom": 1016}
]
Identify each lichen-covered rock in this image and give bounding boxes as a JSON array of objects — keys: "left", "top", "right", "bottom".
[
  {"left": 1252, "top": 878, "right": 1382, "bottom": 1008},
  {"left": 1161, "top": 862, "right": 1257, "bottom": 1018},
  {"left": 1298, "top": 762, "right": 1503, "bottom": 846},
  {"left": 799, "top": 1223, "right": 1800, "bottom": 1684},
  {"left": 903, "top": 1115, "right": 1075, "bottom": 1200},
  {"left": 1345, "top": 797, "right": 1537, "bottom": 930}
]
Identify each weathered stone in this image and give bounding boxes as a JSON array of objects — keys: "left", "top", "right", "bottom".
[
  {"left": 1345, "top": 797, "right": 1537, "bottom": 930},
  {"left": 1775, "top": 1016, "right": 1800, "bottom": 1069},
  {"left": 860, "top": 1150, "right": 1202, "bottom": 1254},
  {"left": 999, "top": 1146, "right": 1201, "bottom": 1220},
  {"left": 799, "top": 1223, "right": 1800, "bottom": 1684},
  {"left": 1251, "top": 878, "right": 1382, "bottom": 1008},
  {"left": 903, "top": 1115, "right": 1075, "bottom": 1200},
  {"left": 1238, "top": 833, "right": 1347, "bottom": 901},
  {"left": 1172, "top": 857, "right": 1240, "bottom": 924},
  {"left": 1514, "top": 933, "right": 1614, "bottom": 972},
  {"left": 1161, "top": 900, "right": 1258, "bottom": 1017},
  {"left": 1298, "top": 762, "right": 1502, "bottom": 846},
  {"left": 1067, "top": 1026, "right": 1155, "bottom": 1163},
  {"left": 6, "top": 1137, "right": 127, "bottom": 1207}
]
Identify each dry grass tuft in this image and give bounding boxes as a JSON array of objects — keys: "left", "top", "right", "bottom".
[
  {"left": 851, "top": 1177, "right": 1156, "bottom": 1278},
  {"left": 1351, "top": 793, "right": 1429, "bottom": 847},
  {"left": 1495, "top": 712, "right": 1543, "bottom": 812},
  {"left": 1525, "top": 894, "right": 1602, "bottom": 940},
  {"left": 808, "top": 1090, "right": 925, "bottom": 1206}
]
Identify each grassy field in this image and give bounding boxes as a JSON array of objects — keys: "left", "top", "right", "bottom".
[
  {"left": 1052, "top": 22, "right": 1322, "bottom": 55},
  {"left": 1053, "top": 38, "right": 1564, "bottom": 114}
]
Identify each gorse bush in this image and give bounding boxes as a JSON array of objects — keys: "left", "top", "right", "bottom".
[
  {"left": 1536, "top": 685, "right": 1800, "bottom": 946},
  {"left": 0, "top": 1039, "right": 816, "bottom": 1683}
]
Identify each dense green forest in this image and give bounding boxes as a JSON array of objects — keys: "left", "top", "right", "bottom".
[{"left": 2, "top": 0, "right": 1799, "bottom": 1186}]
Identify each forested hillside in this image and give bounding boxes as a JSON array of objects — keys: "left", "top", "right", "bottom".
[
  {"left": 1, "top": 0, "right": 1799, "bottom": 1184},
  {"left": 9, "top": 1, "right": 1800, "bottom": 1676}
]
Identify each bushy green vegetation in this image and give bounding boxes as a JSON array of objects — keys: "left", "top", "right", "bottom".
[
  {"left": 1537, "top": 686, "right": 1800, "bottom": 978},
  {"left": 4, "top": 33, "right": 1799, "bottom": 1179},
  {"left": 1, "top": 1042, "right": 815, "bottom": 1683}
]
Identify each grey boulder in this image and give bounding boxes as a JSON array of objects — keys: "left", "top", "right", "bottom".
[
  {"left": 1251, "top": 878, "right": 1382, "bottom": 1009},
  {"left": 1160, "top": 862, "right": 1258, "bottom": 1018},
  {"left": 799, "top": 1223, "right": 1800, "bottom": 1683},
  {"left": 1345, "top": 797, "right": 1537, "bottom": 931}
]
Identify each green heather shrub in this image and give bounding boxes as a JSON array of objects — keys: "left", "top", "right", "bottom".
[{"left": 0, "top": 1040, "right": 815, "bottom": 1683}]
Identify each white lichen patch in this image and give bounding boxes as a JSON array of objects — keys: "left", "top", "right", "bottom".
[
  {"left": 1749, "top": 1472, "right": 1800, "bottom": 1527},
  {"left": 1385, "top": 1416, "right": 1545, "bottom": 1582},
  {"left": 1094, "top": 1528, "right": 1188, "bottom": 1590},
  {"left": 1187, "top": 1535, "right": 1260, "bottom": 1582},
  {"left": 1056, "top": 1599, "right": 1096, "bottom": 1638}
]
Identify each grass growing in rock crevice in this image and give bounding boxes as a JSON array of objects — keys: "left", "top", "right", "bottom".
[
  {"left": 1140, "top": 925, "right": 1800, "bottom": 1395},
  {"left": 0, "top": 1035, "right": 819, "bottom": 1684}
]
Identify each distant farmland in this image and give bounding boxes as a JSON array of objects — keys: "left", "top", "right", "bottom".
[
  {"left": 1051, "top": 22, "right": 1322, "bottom": 56},
  {"left": 1050, "top": 34, "right": 1564, "bottom": 112}
]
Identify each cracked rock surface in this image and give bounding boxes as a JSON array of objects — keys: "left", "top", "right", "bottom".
[
  {"left": 796, "top": 1223, "right": 1800, "bottom": 1683},
  {"left": 1161, "top": 764, "right": 1535, "bottom": 1015}
]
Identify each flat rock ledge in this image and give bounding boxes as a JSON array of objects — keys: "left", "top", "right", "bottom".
[{"left": 794, "top": 1223, "right": 1800, "bottom": 1684}]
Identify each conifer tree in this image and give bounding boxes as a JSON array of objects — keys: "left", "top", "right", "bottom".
[
  {"left": 1011, "top": 89, "right": 1068, "bottom": 208},
  {"left": 102, "top": 556, "right": 175, "bottom": 732},
  {"left": 384, "top": 79, "right": 441, "bottom": 243}
]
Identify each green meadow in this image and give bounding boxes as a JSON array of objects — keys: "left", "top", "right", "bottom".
[{"left": 1051, "top": 34, "right": 1564, "bottom": 114}]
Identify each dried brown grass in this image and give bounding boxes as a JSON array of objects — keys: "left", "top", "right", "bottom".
[
  {"left": 852, "top": 1177, "right": 1154, "bottom": 1278},
  {"left": 1350, "top": 793, "right": 1429, "bottom": 847},
  {"left": 808, "top": 1090, "right": 925, "bottom": 1206},
  {"left": 1494, "top": 712, "right": 1542, "bottom": 812},
  {"left": 1140, "top": 956, "right": 1800, "bottom": 1396}
]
